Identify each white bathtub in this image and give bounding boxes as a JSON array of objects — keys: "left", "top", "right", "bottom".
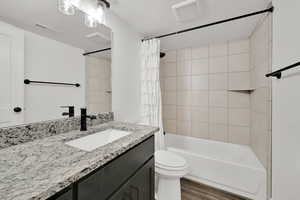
[{"left": 165, "top": 134, "right": 266, "bottom": 200}]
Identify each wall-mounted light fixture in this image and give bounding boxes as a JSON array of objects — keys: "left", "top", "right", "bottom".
[
  {"left": 58, "top": 0, "right": 110, "bottom": 28},
  {"left": 58, "top": 0, "right": 76, "bottom": 15}
]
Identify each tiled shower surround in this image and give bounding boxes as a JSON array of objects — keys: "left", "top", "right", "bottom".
[
  {"left": 161, "top": 39, "right": 252, "bottom": 145},
  {"left": 250, "top": 14, "right": 272, "bottom": 169},
  {"left": 250, "top": 14, "right": 273, "bottom": 197},
  {"left": 86, "top": 56, "right": 112, "bottom": 113},
  {"left": 161, "top": 18, "right": 271, "bottom": 154},
  {"left": 160, "top": 13, "right": 272, "bottom": 197}
]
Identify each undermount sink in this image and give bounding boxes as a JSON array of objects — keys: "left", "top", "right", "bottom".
[{"left": 65, "top": 129, "right": 132, "bottom": 152}]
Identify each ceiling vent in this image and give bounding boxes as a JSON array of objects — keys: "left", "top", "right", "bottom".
[
  {"left": 85, "top": 32, "right": 111, "bottom": 44},
  {"left": 172, "top": 0, "right": 200, "bottom": 22},
  {"left": 35, "top": 23, "right": 60, "bottom": 33}
]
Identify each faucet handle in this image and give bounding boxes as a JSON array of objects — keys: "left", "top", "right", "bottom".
[
  {"left": 60, "top": 106, "right": 75, "bottom": 117},
  {"left": 89, "top": 115, "right": 97, "bottom": 120}
]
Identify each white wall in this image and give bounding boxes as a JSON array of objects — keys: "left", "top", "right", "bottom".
[
  {"left": 24, "top": 31, "right": 85, "bottom": 123},
  {"left": 272, "top": 1, "right": 300, "bottom": 199},
  {"left": 106, "top": 12, "right": 142, "bottom": 122}
]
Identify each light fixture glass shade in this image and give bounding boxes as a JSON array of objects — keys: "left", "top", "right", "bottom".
[
  {"left": 58, "top": 0, "right": 75, "bottom": 15},
  {"left": 85, "top": 14, "right": 98, "bottom": 28}
]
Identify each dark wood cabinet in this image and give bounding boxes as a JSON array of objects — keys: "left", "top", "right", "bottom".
[
  {"left": 48, "top": 136, "right": 155, "bottom": 200},
  {"left": 48, "top": 188, "right": 72, "bottom": 200},
  {"left": 109, "top": 158, "right": 154, "bottom": 200}
]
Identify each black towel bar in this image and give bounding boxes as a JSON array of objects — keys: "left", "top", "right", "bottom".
[
  {"left": 265, "top": 61, "right": 300, "bottom": 79},
  {"left": 24, "top": 79, "right": 80, "bottom": 87}
]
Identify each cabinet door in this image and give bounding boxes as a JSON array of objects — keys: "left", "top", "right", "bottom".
[
  {"left": 78, "top": 136, "right": 154, "bottom": 200},
  {"left": 109, "top": 157, "right": 154, "bottom": 200}
]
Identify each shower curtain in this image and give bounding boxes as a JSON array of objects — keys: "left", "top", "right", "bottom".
[{"left": 140, "top": 39, "right": 164, "bottom": 150}]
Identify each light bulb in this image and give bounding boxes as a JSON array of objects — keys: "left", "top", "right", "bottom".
[
  {"left": 85, "top": 14, "right": 98, "bottom": 28},
  {"left": 96, "top": 3, "right": 105, "bottom": 24},
  {"left": 58, "top": 0, "right": 75, "bottom": 15}
]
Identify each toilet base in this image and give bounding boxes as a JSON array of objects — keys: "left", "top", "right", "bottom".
[{"left": 157, "top": 177, "right": 181, "bottom": 200}]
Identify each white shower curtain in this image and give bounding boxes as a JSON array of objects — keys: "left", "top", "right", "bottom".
[{"left": 140, "top": 39, "right": 164, "bottom": 150}]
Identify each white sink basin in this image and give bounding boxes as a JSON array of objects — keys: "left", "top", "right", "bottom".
[{"left": 65, "top": 129, "right": 132, "bottom": 152}]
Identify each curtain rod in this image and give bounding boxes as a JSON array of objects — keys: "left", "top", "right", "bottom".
[
  {"left": 83, "top": 48, "right": 166, "bottom": 58},
  {"left": 142, "top": 6, "right": 274, "bottom": 41},
  {"left": 83, "top": 7, "right": 274, "bottom": 56},
  {"left": 83, "top": 48, "right": 111, "bottom": 56}
]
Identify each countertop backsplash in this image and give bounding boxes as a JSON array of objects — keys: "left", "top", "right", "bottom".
[{"left": 0, "top": 112, "right": 114, "bottom": 149}]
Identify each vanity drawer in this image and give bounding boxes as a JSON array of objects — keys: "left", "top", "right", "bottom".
[{"left": 78, "top": 136, "right": 154, "bottom": 200}]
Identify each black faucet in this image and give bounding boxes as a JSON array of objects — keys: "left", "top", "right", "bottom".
[
  {"left": 61, "top": 106, "right": 75, "bottom": 117},
  {"left": 80, "top": 108, "right": 96, "bottom": 131}
]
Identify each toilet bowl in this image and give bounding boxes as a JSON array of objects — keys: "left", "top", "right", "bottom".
[{"left": 155, "top": 150, "right": 188, "bottom": 200}]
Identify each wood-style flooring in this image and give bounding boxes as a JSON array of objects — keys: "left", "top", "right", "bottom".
[{"left": 181, "top": 179, "right": 249, "bottom": 200}]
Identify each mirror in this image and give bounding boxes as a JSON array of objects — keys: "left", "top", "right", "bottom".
[{"left": 0, "top": 0, "right": 112, "bottom": 128}]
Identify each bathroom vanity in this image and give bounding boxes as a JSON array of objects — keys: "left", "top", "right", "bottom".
[
  {"left": 51, "top": 136, "right": 154, "bottom": 200},
  {"left": 0, "top": 120, "right": 158, "bottom": 200}
]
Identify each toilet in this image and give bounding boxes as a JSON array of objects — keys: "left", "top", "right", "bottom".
[{"left": 155, "top": 150, "right": 188, "bottom": 200}]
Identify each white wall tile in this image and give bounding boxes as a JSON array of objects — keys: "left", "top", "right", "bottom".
[
  {"left": 209, "top": 56, "right": 228, "bottom": 73},
  {"left": 252, "top": 112, "right": 268, "bottom": 133},
  {"left": 191, "top": 122, "right": 209, "bottom": 139},
  {"left": 160, "top": 39, "right": 255, "bottom": 145},
  {"left": 228, "top": 53, "right": 250, "bottom": 72},
  {"left": 249, "top": 14, "right": 272, "bottom": 172},
  {"left": 177, "top": 48, "right": 192, "bottom": 61},
  {"left": 177, "top": 60, "right": 192, "bottom": 76},
  {"left": 177, "top": 76, "right": 191, "bottom": 91},
  {"left": 163, "top": 119, "right": 177, "bottom": 133},
  {"left": 164, "top": 77, "right": 177, "bottom": 91},
  {"left": 177, "top": 121, "right": 191, "bottom": 136},
  {"left": 163, "top": 50, "right": 177, "bottom": 62},
  {"left": 228, "top": 72, "right": 250, "bottom": 90},
  {"left": 228, "top": 126, "right": 250, "bottom": 145},
  {"left": 192, "top": 75, "right": 209, "bottom": 90},
  {"left": 228, "top": 91, "right": 250, "bottom": 108},
  {"left": 162, "top": 62, "right": 177, "bottom": 77},
  {"left": 191, "top": 106, "right": 209, "bottom": 122},
  {"left": 192, "top": 46, "right": 209, "bottom": 59},
  {"left": 209, "top": 107, "right": 228, "bottom": 124},
  {"left": 209, "top": 43, "right": 228, "bottom": 57},
  {"left": 163, "top": 105, "right": 177, "bottom": 120},
  {"left": 228, "top": 39, "right": 250, "bottom": 55},
  {"left": 256, "top": 63, "right": 269, "bottom": 88},
  {"left": 162, "top": 92, "right": 177, "bottom": 105},
  {"left": 229, "top": 109, "right": 250, "bottom": 126},
  {"left": 251, "top": 88, "right": 268, "bottom": 113},
  {"left": 209, "top": 73, "right": 228, "bottom": 90},
  {"left": 209, "top": 124, "right": 228, "bottom": 142},
  {"left": 191, "top": 59, "right": 209, "bottom": 74},
  {"left": 177, "top": 106, "right": 192, "bottom": 121},
  {"left": 86, "top": 57, "right": 111, "bottom": 113},
  {"left": 177, "top": 91, "right": 191, "bottom": 106},
  {"left": 160, "top": 77, "right": 165, "bottom": 91},
  {"left": 209, "top": 91, "right": 228, "bottom": 107},
  {"left": 191, "top": 91, "right": 209, "bottom": 106}
]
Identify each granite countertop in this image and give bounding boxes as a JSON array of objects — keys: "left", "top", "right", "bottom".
[{"left": 0, "top": 121, "right": 158, "bottom": 200}]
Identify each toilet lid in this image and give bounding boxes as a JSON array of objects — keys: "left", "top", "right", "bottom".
[{"left": 155, "top": 150, "right": 187, "bottom": 169}]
